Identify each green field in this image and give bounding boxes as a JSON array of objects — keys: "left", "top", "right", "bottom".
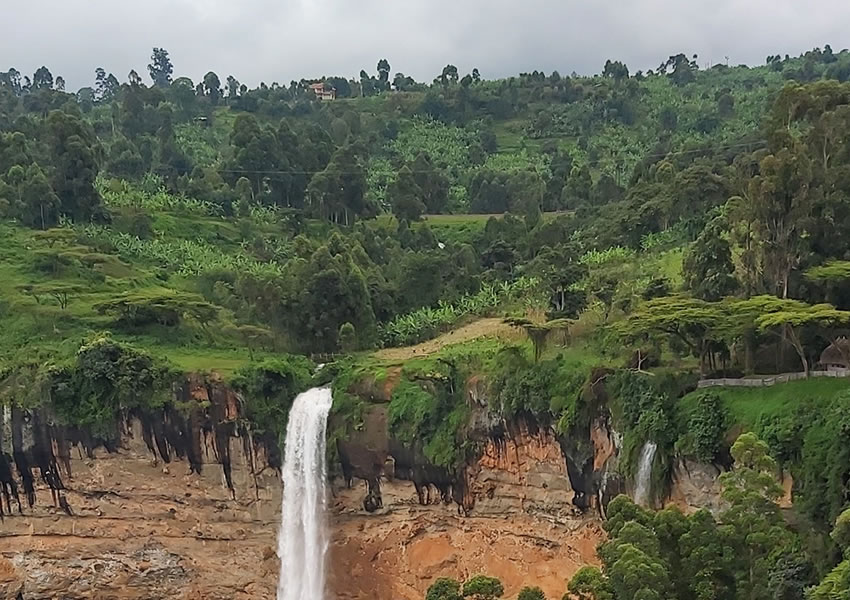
[{"left": 680, "top": 377, "right": 850, "bottom": 428}]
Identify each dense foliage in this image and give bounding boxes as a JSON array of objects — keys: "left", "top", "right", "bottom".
[
  {"left": 230, "top": 356, "right": 314, "bottom": 442},
  {"left": 47, "top": 334, "right": 178, "bottom": 434}
]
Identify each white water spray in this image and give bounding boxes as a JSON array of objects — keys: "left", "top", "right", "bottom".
[
  {"left": 633, "top": 441, "right": 657, "bottom": 507},
  {"left": 277, "top": 387, "right": 333, "bottom": 600}
]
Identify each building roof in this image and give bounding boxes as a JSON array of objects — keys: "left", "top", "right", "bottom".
[{"left": 820, "top": 337, "right": 850, "bottom": 366}]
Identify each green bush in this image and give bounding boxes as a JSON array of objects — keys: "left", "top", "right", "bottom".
[
  {"left": 231, "top": 356, "right": 314, "bottom": 441},
  {"left": 490, "top": 348, "right": 584, "bottom": 424},
  {"left": 49, "top": 335, "right": 178, "bottom": 434},
  {"left": 387, "top": 370, "right": 467, "bottom": 468},
  {"left": 516, "top": 586, "right": 546, "bottom": 600},
  {"left": 462, "top": 575, "right": 504, "bottom": 600},
  {"left": 686, "top": 392, "right": 728, "bottom": 462},
  {"left": 426, "top": 578, "right": 463, "bottom": 600}
]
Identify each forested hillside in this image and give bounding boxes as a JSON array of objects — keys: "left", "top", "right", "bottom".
[
  {"left": 5, "top": 45, "right": 850, "bottom": 598},
  {"left": 3, "top": 46, "right": 850, "bottom": 361}
]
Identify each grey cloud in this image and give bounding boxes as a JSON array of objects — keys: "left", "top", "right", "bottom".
[{"left": 3, "top": 0, "right": 849, "bottom": 90}]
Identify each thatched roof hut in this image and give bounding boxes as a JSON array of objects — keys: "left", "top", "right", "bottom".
[{"left": 819, "top": 337, "right": 850, "bottom": 369}]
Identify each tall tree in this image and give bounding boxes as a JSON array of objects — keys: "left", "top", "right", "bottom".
[
  {"left": 683, "top": 217, "right": 738, "bottom": 301},
  {"left": 7, "top": 164, "right": 60, "bottom": 229},
  {"left": 377, "top": 59, "right": 391, "bottom": 89},
  {"left": 45, "top": 110, "right": 104, "bottom": 222},
  {"left": 719, "top": 433, "right": 795, "bottom": 600},
  {"left": 748, "top": 145, "right": 813, "bottom": 298},
  {"left": 603, "top": 60, "right": 630, "bottom": 81},
  {"left": 440, "top": 65, "right": 459, "bottom": 86},
  {"left": 526, "top": 244, "right": 587, "bottom": 319},
  {"left": 409, "top": 153, "right": 449, "bottom": 214},
  {"left": 94, "top": 68, "right": 120, "bottom": 102},
  {"left": 307, "top": 144, "right": 367, "bottom": 224},
  {"left": 388, "top": 165, "right": 425, "bottom": 222},
  {"left": 32, "top": 66, "right": 54, "bottom": 90},
  {"left": 226, "top": 75, "right": 240, "bottom": 98},
  {"left": 393, "top": 72, "right": 415, "bottom": 91},
  {"left": 128, "top": 69, "right": 143, "bottom": 86},
  {"left": 203, "top": 72, "right": 222, "bottom": 104},
  {"left": 148, "top": 47, "right": 174, "bottom": 87}
]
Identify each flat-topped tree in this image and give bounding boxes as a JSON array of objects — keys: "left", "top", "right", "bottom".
[
  {"left": 222, "top": 324, "right": 273, "bottom": 360},
  {"left": 726, "top": 295, "right": 850, "bottom": 375},
  {"left": 94, "top": 290, "right": 217, "bottom": 329},
  {"left": 17, "top": 282, "right": 84, "bottom": 310},
  {"left": 754, "top": 302, "right": 850, "bottom": 376},
  {"left": 805, "top": 261, "right": 850, "bottom": 284},
  {"left": 504, "top": 317, "right": 573, "bottom": 362},
  {"left": 616, "top": 296, "right": 729, "bottom": 375},
  {"left": 804, "top": 260, "right": 850, "bottom": 306}
]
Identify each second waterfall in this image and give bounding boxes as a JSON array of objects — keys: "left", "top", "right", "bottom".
[
  {"left": 633, "top": 440, "right": 657, "bottom": 507},
  {"left": 276, "top": 387, "right": 333, "bottom": 600}
]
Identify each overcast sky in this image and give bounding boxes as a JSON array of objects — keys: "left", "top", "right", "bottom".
[{"left": 4, "top": 0, "right": 848, "bottom": 91}]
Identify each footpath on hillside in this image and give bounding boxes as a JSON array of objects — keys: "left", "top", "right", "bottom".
[{"left": 373, "top": 317, "right": 520, "bottom": 361}]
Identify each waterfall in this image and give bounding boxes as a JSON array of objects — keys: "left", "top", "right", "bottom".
[
  {"left": 633, "top": 441, "right": 657, "bottom": 507},
  {"left": 277, "top": 387, "right": 333, "bottom": 600}
]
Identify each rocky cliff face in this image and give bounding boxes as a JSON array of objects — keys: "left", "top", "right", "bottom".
[
  {"left": 1, "top": 376, "right": 282, "bottom": 600},
  {"left": 0, "top": 372, "right": 734, "bottom": 600},
  {"left": 329, "top": 426, "right": 602, "bottom": 600},
  {"left": 1, "top": 409, "right": 602, "bottom": 599}
]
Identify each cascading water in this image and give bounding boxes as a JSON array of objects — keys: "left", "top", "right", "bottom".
[
  {"left": 277, "top": 387, "right": 333, "bottom": 600},
  {"left": 633, "top": 441, "right": 657, "bottom": 507}
]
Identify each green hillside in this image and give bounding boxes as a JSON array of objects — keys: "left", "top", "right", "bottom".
[{"left": 4, "top": 43, "right": 850, "bottom": 600}]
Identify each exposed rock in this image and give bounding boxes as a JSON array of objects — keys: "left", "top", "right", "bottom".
[
  {"left": 1, "top": 413, "right": 606, "bottom": 600},
  {"left": 0, "top": 557, "right": 23, "bottom": 599},
  {"left": 2, "top": 419, "right": 281, "bottom": 599},
  {"left": 329, "top": 479, "right": 602, "bottom": 600},
  {"left": 467, "top": 425, "right": 577, "bottom": 517},
  {"left": 667, "top": 459, "right": 726, "bottom": 514}
]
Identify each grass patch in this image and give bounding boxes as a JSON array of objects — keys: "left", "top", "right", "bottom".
[{"left": 679, "top": 377, "right": 850, "bottom": 429}]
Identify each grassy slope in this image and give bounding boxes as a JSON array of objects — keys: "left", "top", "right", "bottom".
[
  {"left": 0, "top": 213, "right": 278, "bottom": 376},
  {"left": 680, "top": 377, "right": 850, "bottom": 428}
]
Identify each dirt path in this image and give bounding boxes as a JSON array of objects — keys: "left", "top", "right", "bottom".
[{"left": 374, "top": 317, "right": 521, "bottom": 361}]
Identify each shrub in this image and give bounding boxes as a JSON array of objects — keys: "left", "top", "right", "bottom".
[
  {"left": 379, "top": 277, "right": 536, "bottom": 347},
  {"left": 426, "top": 578, "right": 463, "bottom": 600},
  {"left": 687, "top": 392, "right": 728, "bottom": 462},
  {"left": 230, "top": 357, "right": 314, "bottom": 441},
  {"left": 49, "top": 335, "right": 178, "bottom": 434},
  {"left": 517, "top": 586, "right": 546, "bottom": 600},
  {"left": 388, "top": 371, "right": 467, "bottom": 468},
  {"left": 462, "top": 575, "right": 504, "bottom": 600}
]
